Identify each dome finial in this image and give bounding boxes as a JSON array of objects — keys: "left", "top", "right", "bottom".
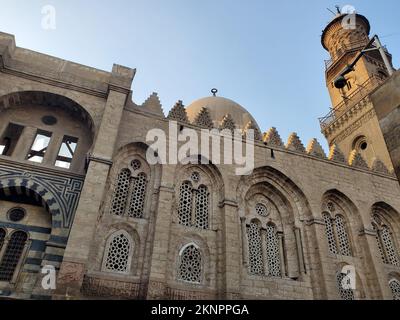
[{"left": 211, "top": 88, "right": 218, "bottom": 96}]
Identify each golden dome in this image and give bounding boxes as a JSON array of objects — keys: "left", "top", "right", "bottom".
[{"left": 186, "top": 95, "right": 260, "bottom": 132}]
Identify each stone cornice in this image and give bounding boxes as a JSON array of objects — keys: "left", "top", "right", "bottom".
[
  {"left": 322, "top": 97, "right": 374, "bottom": 142},
  {"left": 0, "top": 66, "right": 108, "bottom": 99},
  {"left": 87, "top": 155, "right": 113, "bottom": 166}
]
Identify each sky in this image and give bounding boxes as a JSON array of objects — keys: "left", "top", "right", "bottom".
[{"left": 0, "top": 0, "right": 399, "bottom": 152}]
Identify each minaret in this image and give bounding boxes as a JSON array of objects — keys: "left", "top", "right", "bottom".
[{"left": 319, "top": 11, "right": 395, "bottom": 170}]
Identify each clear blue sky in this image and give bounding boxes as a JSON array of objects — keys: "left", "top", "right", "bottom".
[{"left": 0, "top": 1, "right": 399, "bottom": 151}]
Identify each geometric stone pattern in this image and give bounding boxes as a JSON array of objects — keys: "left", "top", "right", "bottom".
[
  {"left": 263, "top": 127, "right": 284, "bottom": 147},
  {"left": 265, "top": 224, "right": 281, "bottom": 277},
  {"left": 306, "top": 138, "right": 326, "bottom": 158},
  {"left": 335, "top": 215, "right": 352, "bottom": 257},
  {"left": 177, "top": 180, "right": 209, "bottom": 230},
  {"left": 128, "top": 173, "right": 147, "bottom": 218},
  {"left": 0, "top": 163, "right": 84, "bottom": 232},
  {"left": 81, "top": 275, "right": 140, "bottom": 299},
  {"left": 286, "top": 133, "right": 306, "bottom": 153},
  {"left": 328, "top": 144, "right": 346, "bottom": 163},
  {"left": 389, "top": 279, "right": 400, "bottom": 300},
  {"left": 104, "top": 232, "right": 131, "bottom": 273},
  {"left": 247, "top": 221, "right": 264, "bottom": 275},
  {"left": 110, "top": 169, "right": 130, "bottom": 216},
  {"left": 381, "top": 226, "right": 400, "bottom": 266},
  {"left": 323, "top": 212, "right": 338, "bottom": 254},
  {"left": 167, "top": 100, "right": 189, "bottom": 123},
  {"left": 193, "top": 107, "right": 214, "bottom": 129},
  {"left": 178, "top": 244, "right": 202, "bottom": 284},
  {"left": 0, "top": 230, "right": 28, "bottom": 281},
  {"left": 348, "top": 150, "right": 369, "bottom": 169}
]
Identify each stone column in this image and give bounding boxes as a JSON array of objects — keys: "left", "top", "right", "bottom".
[
  {"left": 55, "top": 65, "right": 135, "bottom": 298},
  {"left": 240, "top": 217, "right": 248, "bottom": 268},
  {"left": 278, "top": 233, "right": 287, "bottom": 277},
  {"left": 361, "top": 228, "right": 390, "bottom": 299},
  {"left": 294, "top": 227, "right": 306, "bottom": 275},
  {"left": 146, "top": 181, "right": 175, "bottom": 300},
  {"left": 42, "top": 133, "right": 63, "bottom": 166},
  {"left": 220, "top": 199, "right": 241, "bottom": 299},
  {"left": 12, "top": 126, "right": 37, "bottom": 160}
]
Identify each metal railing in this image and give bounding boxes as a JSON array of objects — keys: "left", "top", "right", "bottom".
[
  {"left": 324, "top": 38, "right": 375, "bottom": 71},
  {"left": 319, "top": 75, "right": 384, "bottom": 130}
]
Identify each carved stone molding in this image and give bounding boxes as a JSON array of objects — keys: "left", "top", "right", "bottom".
[
  {"left": 81, "top": 275, "right": 141, "bottom": 299},
  {"left": 331, "top": 108, "right": 376, "bottom": 144}
]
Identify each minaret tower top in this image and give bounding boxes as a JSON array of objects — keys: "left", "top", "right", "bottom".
[
  {"left": 319, "top": 10, "right": 395, "bottom": 171},
  {"left": 321, "top": 13, "right": 370, "bottom": 60}
]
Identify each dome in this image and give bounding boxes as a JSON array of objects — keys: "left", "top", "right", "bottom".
[{"left": 186, "top": 95, "right": 260, "bottom": 132}]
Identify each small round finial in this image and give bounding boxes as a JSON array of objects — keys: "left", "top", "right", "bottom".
[{"left": 211, "top": 88, "right": 218, "bottom": 96}]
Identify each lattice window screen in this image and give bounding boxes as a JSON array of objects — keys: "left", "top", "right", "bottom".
[
  {"left": 247, "top": 221, "right": 264, "bottom": 275},
  {"left": 336, "top": 272, "right": 355, "bottom": 300},
  {"left": 389, "top": 279, "right": 400, "bottom": 300},
  {"left": 0, "top": 228, "right": 5, "bottom": 252},
  {"left": 265, "top": 224, "right": 281, "bottom": 277},
  {"left": 0, "top": 231, "right": 27, "bottom": 282},
  {"left": 128, "top": 173, "right": 147, "bottom": 218},
  {"left": 178, "top": 245, "right": 202, "bottom": 283},
  {"left": 110, "top": 169, "right": 131, "bottom": 216},
  {"left": 104, "top": 232, "right": 131, "bottom": 273},
  {"left": 255, "top": 203, "right": 268, "bottom": 217},
  {"left": 335, "top": 215, "right": 352, "bottom": 256},
  {"left": 194, "top": 185, "right": 209, "bottom": 229},
  {"left": 374, "top": 226, "right": 387, "bottom": 263},
  {"left": 323, "top": 213, "right": 337, "bottom": 254},
  {"left": 178, "top": 182, "right": 193, "bottom": 227},
  {"left": 381, "top": 226, "right": 400, "bottom": 266}
]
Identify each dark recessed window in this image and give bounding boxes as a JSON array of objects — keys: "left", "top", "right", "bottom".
[
  {"left": 41, "top": 115, "right": 58, "bottom": 126},
  {"left": 0, "top": 123, "right": 24, "bottom": 156},
  {"left": 7, "top": 208, "right": 26, "bottom": 222},
  {"left": 360, "top": 142, "right": 368, "bottom": 150}
]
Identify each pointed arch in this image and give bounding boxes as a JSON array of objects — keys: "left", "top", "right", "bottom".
[
  {"left": 101, "top": 229, "right": 134, "bottom": 274},
  {"left": 177, "top": 243, "right": 203, "bottom": 284}
]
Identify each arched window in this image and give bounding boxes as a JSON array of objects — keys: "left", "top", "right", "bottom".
[
  {"left": 322, "top": 201, "right": 352, "bottom": 256},
  {"left": 335, "top": 215, "right": 352, "bottom": 256},
  {"left": 178, "top": 181, "right": 193, "bottom": 227},
  {"left": 178, "top": 244, "right": 202, "bottom": 284},
  {"left": 336, "top": 271, "right": 355, "bottom": 300},
  {"left": 128, "top": 173, "right": 147, "bottom": 218},
  {"left": 247, "top": 220, "right": 263, "bottom": 275},
  {"left": 110, "top": 159, "right": 149, "bottom": 219},
  {"left": 372, "top": 214, "right": 400, "bottom": 266},
  {"left": 110, "top": 169, "right": 131, "bottom": 216},
  {"left": 265, "top": 224, "right": 281, "bottom": 277},
  {"left": 177, "top": 180, "right": 209, "bottom": 230},
  {"left": 195, "top": 185, "right": 209, "bottom": 229},
  {"left": 389, "top": 279, "right": 400, "bottom": 300},
  {"left": 0, "top": 228, "right": 5, "bottom": 251},
  {"left": 103, "top": 231, "right": 133, "bottom": 274},
  {"left": 247, "top": 219, "right": 282, "bottom": 277},
  {"left": 323, "top": 213, "right": 337, "bottom": 254},
  {"left": 0, "top": 231, "right": 28, "bottom": 282},
  {"left": 381, "top": 226, "right": 399, "bottom": 266}
]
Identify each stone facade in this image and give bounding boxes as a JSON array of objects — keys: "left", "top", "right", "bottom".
[{"left": 0, "top": 11, "right": 399, "bottom": 301}]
